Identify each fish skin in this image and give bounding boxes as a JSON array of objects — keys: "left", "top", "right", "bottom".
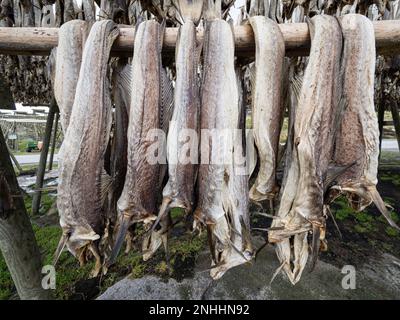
[
  {"left": 54, "top": 20, "right": 89, "bottom": 133},
  {"left": 195, "top": 13, "right": 252, "bottom": 279},
  {"left": 107, "top": 59, "right": 131, "bottom": 227},
  {"left": 248, "top": 16, "right": 285, "bottom": 203},
  {"left": 330, "top": 14, "right": 399, "bottom": 230},
  {"left": 56, "top": 20, "right": 119, "bottom": 275},
  {"left": 269, "top": 15, "right": 343, "bottom": 284}
]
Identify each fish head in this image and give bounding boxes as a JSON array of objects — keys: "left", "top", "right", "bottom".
[{"left": 66, "top": 226, "right": 100, "bottom": 257}]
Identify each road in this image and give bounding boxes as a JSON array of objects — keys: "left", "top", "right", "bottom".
[{"left": 15, "top": 153, "right": 58, "bottom": 165}]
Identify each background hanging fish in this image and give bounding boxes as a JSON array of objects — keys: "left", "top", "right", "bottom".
[
  {"left": 329, "top": 14, "right": 400, "bottom": 230},
  {"left": 109, "top": 20, "right": 168, "bottom": 265},
  {"left": 142, "top": 0, "right": 203, "bottom": 261},
  {"left": 248, "top": 16, "right": 285, "bottom": 205},
  {"left": 55, "top": 20, "right": 119, "bottom": 277},
  {"left": 54, "top": 20, "right": 89, "bottom": 133},
  {"left": 194, "top": 0, "right": 252, "bottom": 280}
]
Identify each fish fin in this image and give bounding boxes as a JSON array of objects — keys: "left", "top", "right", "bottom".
[
  {"left": 53, "top": 233, "right": 69, "bottom": 265},
  {"left": 177, "top": 0, "right": 204, "bottom": 25},
  {"left": 149, "top": 197, "right": 172, "bottom": 234},
  {"left": 106, "top": 215, "right": 132, "bottom": 267},
  {"left": 324, "top": 162, "right": 355, "bottom": 192},
  {"left": 369, "top": 186, "right": 400, "bottom": 231},
  {"left": 270, "top": 262, "right": 285, "bottom": 285},
  {"left": 240, "top": 215, "right": 253, "bottom": 255},
  {"left": 325, "top": 205, "right": 342, "bottom": 238},
  {"left": 160, "top": 67, "right": 174, "bottom": 134},
  {"left": 309, "top": 224, "right": 320, "bottom": 272},
  {"left": 100, "top": 170, "right": 114, "bottom": 207}
]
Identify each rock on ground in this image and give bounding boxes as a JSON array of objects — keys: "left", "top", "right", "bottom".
[{"left": 98, "top": 238, "right": 400, "bottom": 300}]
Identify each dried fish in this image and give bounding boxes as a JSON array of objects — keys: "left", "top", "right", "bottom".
[
  {"left": 269, "top": 15, "right": 343, "bottom": 284},
  {"left": 249, "top": 16, "right": 285, "bottom": 204},
  {"left": 109, "top": 20, "right": 166, "bottom": 265},
  {"left": 55, "top": 20, "right": 119, "bottom": 276},
  {"left": 194, "top": 1, "right": 253, "bottom": 279},
  {"left": 329, "top": 14, "right": 399, "bottom": 230},
  {"left": 54, "top": 20, "right": 89, "bottom": 133},
  {"left": 143, "top": 0, "right": 203, "bottom": 260}
]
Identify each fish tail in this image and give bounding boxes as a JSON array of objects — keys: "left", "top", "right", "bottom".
[
  {"left": 53, "top": 233, "right": 69, "bottom": 266},
  {"left": 368, "top": 186, "right": 400, "bottom": 231},
  {"left": 106, "top": 214, "right": 131, "bottom": 267},
  {"left": 177, "top": 0, "right": 204, "bottom": 25}
]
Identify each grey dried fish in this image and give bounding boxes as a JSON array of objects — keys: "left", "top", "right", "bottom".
[
  {"left": 269, "top": 15, "right": 343, "bottom": 284},
  {"left": 249, "top": 16, "right": 285, "bottom": 204},
  {"left": 142, "top": 0, "right": 203, "bottom": 261},
  {"left": 194, "top": 1, "right": 253, "bottom": 280},
  {"left": 329, "top": 14, "right": 399, "bottom": 230},
  {"left": 109, "top": 20, "right": 166, "bottom": 265},
  {"left": 55, "top": 20, "right": 119, "bottom": 276},
  {"left": 54, "top": 20, "right": 89, "bottom": 133}
]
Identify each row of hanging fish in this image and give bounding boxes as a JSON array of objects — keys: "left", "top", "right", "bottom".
[{"left": 52, "top": 0, "right": 399, "bottom": 284}]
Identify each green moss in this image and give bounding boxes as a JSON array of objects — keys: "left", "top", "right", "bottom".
[
  {"left": 155, "top": 261, "right": 169, "bottom": 274},
  {"left": 170, "top": 208, "right": 185, "bottom": 220},
  {"left": 354, "top": 224, "right": 368, "bottom": 233},
  {"left": 0, "top": 252, "right": 14, "bottom": 300},
  {"left": 169, "top": 234, "right": 206, "bottom": 261},
  {"left": 385, "top": 226, "right": 399, "bottom": 237}
]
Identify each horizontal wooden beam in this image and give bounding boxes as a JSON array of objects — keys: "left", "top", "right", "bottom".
[{"left": 0, "top": 20, "right": 399, "bottom": 57}]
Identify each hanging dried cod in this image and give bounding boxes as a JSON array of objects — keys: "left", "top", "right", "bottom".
[
  {"left": 248, "top": 16, "right": 285, "bottom": 205},
  {"left": 269, "top": 15, "right": 343, "bottom": 284},
  {"left": 143, "top": 0, "right": 204, "bottom": 261},
  {"left": 109, "top": 20, "right": 170, "bottom": 265},
  {"left": 55, "top": 20, "right": 119, "bottom": 276},
  {"left": 54, "top": 20, "right": 89, "bottom": 133},
  {"left": 328, "top": 13, "right": 400, "bottom": 230},
  {"left": 194, "top": 0, "right": 253, "bottom": 280}
]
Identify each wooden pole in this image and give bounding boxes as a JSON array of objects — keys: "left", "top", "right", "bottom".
[
  {"left": 48, "top": 111, "right": 59, "bottom": 171},
  {"left": 0, "top": 127, "right": 50, "bottom": 300},
  {"left": 7, "top": 145, "right": 24, "bottom": 173},
  {"left": 0, "top": 20, "right": 399, "bottom": 57},
  {"left": 378, "top": 101, "right": 385, "bottom": 158},
  {"left": 390, "top": 100, "right": 400, "bottom": 151},
  {"left": 31, "top": 98, "right": 56, "bottom": 216}
]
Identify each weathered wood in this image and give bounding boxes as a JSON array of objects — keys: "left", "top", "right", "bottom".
[
  {"left": 48, "top": 111, "right": 59, "bottom": 171},
  {"left": 31, "top": 98, "right": 56, "bottom": 215},
  {"left": 7, "top": 144, "right": 23, "bottom": 173},
  {"left": 0, "top": 20, "right": 399, "bottom": 57},
  {"left": 0, "top": 127, "right": 50, "bottom": 300}
]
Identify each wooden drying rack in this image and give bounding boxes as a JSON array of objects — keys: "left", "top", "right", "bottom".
[{"left": 0, "top": 20, "right": 400, "bottom": 57}]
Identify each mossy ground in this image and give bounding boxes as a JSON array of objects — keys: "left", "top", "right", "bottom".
[{"left": 0, "top": 202, "right": 207, "bottom": 299}]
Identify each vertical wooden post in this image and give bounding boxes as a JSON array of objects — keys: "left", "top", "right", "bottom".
[
  {"left": 31, "top": 98, "right": 56, "bottom": 215},
  {"left": 390, "top": 100, "right": 400, "bottom": 151},
  {"left": 0, "top": 127, "right": 50, "bottom": 300},
  {"left": 48, "top": 111, "right": 59, "bottom": 171},
  {"left": 378, "top": 101, "right": 385, "bottom": 159}
]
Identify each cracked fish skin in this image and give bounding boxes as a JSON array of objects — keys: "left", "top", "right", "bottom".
[
  {"left": 54, "top": 20, "right": 89, "bottom": 133},
  {"left": 248, "top": 15, "right": 285, "bottom": 203},
  {"left": 269, "top": 15, "right": 343, "bottom": 284},
  {"left": 329, "top": 14, "right": 399, "bottom": 230},
  {"left": 56, "top": 21, "right": 119, "bottom": 273}
]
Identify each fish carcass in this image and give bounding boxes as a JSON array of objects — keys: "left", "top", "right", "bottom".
[
  {"left": 328, "top": 14, "right": 399, "bottom": 230},
  {"left": 54, "top": 20, "right": 89, "bottom": 133},
  {"left": 55, "top": 20, "right": 119, "bottom": 276},
  {"left": 269, "top": 15, "right": 343, "bottom": 284},
  {"left": 109, "top": 20, "right": 170, "bottom": 264},
  {"left": 248, "top": 16, "right": 285, "bottom": 204},
  {"left": 194, "top": 1, "right": 253, "bottom": 280},
  {"left": 142, "top": 0, "right": 203, "bottom": 261}
]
